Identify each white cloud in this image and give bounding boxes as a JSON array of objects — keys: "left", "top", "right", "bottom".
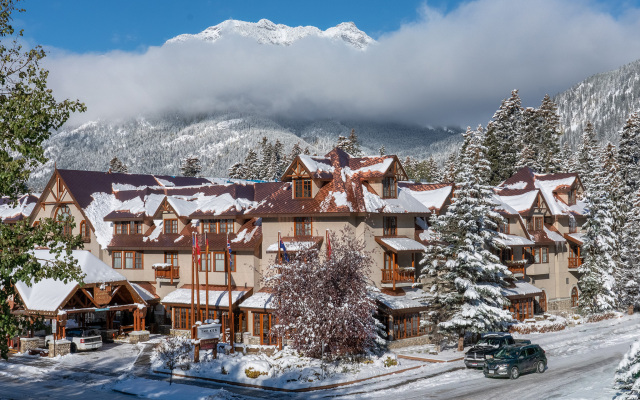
[{"left": 44, "top": 0, "right": 640, "bottom": 128}]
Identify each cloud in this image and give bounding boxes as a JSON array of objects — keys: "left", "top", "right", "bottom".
[{"left": 43, "top": 0, "right": 640, "bottom": 128}]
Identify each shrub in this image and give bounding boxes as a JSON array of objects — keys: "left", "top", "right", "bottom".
[
  {"left": 586, "top": 312, "right": 618, "bottom": 323},
  {"left": 245, "top": 367, "right": 268, "bottom": 379},
  {"left": 383, "top": 357, "right": 398, "bottom": 367}
]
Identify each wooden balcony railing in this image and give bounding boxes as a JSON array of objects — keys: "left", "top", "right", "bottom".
[
  {"left": 568, "top": 257, "right": 583, "bottom": 269},
  {"left": 508, "top": 265, "right": 525, "bottom": 275},
  {"left": 155, "top": 266, "right": 180, "bottom": 284},
  {"left": 381, "top": 268, "right": 415, "bottom": 284}
]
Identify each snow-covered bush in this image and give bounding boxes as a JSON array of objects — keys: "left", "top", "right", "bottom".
[
  {"left": 585, "top": 311, "right": 619, "bottom": 323},
  {"left": 614, "top": 341, "right": 640, "bottom": 399},
  {"left": 154, "top": 336, "right": 192, "bottom": 385}
]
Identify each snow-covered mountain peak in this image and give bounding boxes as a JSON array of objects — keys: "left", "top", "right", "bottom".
[{"left": 165, "top": 19, "right": 375, "bottom": 49}]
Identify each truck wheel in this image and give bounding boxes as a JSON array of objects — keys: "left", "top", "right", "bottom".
[
  {"left": 70, "top": 343, "right": 77, "bottom": 353},
  {"left": 536, "top": 361, "right": 545, "bottom": 373},
  {"left": 509, "top": 366, "right": 520, "bottom": 380}
]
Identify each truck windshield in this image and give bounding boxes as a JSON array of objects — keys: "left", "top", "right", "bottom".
[
  {"left": 476, "top": 338, "right": 503, "bottom": 347},
  {"left": 495, "top": 347, "right": 520, "bottom": 359}
]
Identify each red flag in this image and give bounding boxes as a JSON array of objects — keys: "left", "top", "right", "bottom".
[
  {"left": 195, "top": 233, "right": 201, "bottom": 264},
  {"left": 326, "top": 230, "right": 331, "bottom": 258}
]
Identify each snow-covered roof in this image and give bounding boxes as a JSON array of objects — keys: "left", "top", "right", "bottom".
[
  {"left": 543, "top": 226, "right": 566, "bottom": 243},
  {"left": 369, "top": 287, "right": 429, "bottom": 310},
  {"left": 298, "top": 154, "right": 334, "bottom": 175},
  {"left": 0, "top": 195, "right": 37, "bottom": 223},
  {"left": 239, "top": 292, "right": 275, "bottom": 310},
  {"left": 15, "top": 250, "right": 127, "bottom": 312},
  {"left": 497, "top": 191, "right": 538, "bottom": 213},
  {"left": 378, "top": 237, "right": 427, "bottom": 252},
  {"left": 130, "top": 283, "right": 157, "bottom": 302},
  {"left": 362, "top": 186, "right": 431, "bottom": 214},
  {"left": 566, "top": 232, "right": 586, "bottom": 245},
  {"left": 161, "top": 289, "right": 247, "bottom": 307},
  {"left": 404, "top": 186, "right": 453, "bottom": 211},
  {"left": 495, "top": 233, "right": 535, "bottom": 247},
  {"left": 265, "top": 240, "right": 319, "bottom": 253},
  {"left": 501, "top": 281, "right": 543, "bottom": 297}
]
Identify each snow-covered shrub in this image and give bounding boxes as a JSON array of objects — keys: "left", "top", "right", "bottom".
[
  {"left": 383, "top": 356, "right": 398, "bottom": 368},
  {"left": 614, "top": 341, "right": 640, "bottom": 399},
  {"left": 245, "top": 367, "right": 268, "bottom": 379},
  {"left": 154, "top": 336, "right": 192, "bottom": 385},
  {"left": 585, "top": 311, "right": 619, "bottom": 323}
]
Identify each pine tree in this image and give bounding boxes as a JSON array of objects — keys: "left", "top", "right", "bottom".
[
  {"left": 422, "top": 126, "right": 512, "bottom": 351},
  {"left": 559, "top": 142, "right": 573, "bottom": 173},
  {"left": 109, "top": 157, "right": 128, "bottom": 173},
  {"left": 442, "top": 151, "right": 458, "bottom": 183},
  {"left": 618, "top": 111, "right": 640, "bottom": 199},
  {"left": 423, "top": 157, "right": 441, "bottom": 182},
  {"left": 619, "top": 189, "right": 640, "bottom": 310},
  {"left": 241, "top": 149, "right": 260, "bottom": 180},
  {"left": 180, "top": 155, "right": 202, "bottom": 177},
  {"left": 337, "top": 129, "right": 363, "bottom": 157},
  {"left": 485, "top": 90, "right": 524, "bottom": 185},
  {"left": 272, "top": 139, "right": 286, "bottom": 179},
  {"left": 515, "top": 144, "right": 539, "bottom": 172},
  {"left": 227, "top": 162, "right": 244, "bottom": 179},
  {"left": 379, "top": 145, "right": 386, "bottom": 156},
  {"left": 258, "top": 137, "right": 273, "bottom": 180},
  {"left": 613, "top": 341, "right": 640, "bottom": 399},
  {"left": 578, "top": 161, "right": 617, "bottom": 314},
  {"left": 535, "top": 94, "right": 563, "bottom": 172},
  {"left": 577, "top": 122, "right": 600, "bottom": 192}
]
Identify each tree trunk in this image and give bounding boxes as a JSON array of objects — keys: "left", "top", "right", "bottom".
[
  {"left": 458, "top": 332, "right": 464, "bottom": 352},
  {"left": 629, "top": 304, "right": 634, "bottom": 315}
]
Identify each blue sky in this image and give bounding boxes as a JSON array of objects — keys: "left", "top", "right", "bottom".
[{"left": 15, "top": 0, "right": 640, "bottom": 127}]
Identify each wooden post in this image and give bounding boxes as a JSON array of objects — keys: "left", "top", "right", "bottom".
[
  {"left": 205, "top": 233, "right": 209, "bottom": 320},
  {"left": 392, "top": 252, "right": 397, "bottom": 291},
  {"left": 226, "top": 233, "right": 235, "bottom": 354}
]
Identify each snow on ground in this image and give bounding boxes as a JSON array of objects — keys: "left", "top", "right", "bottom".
[{"left": 113, "top": 378, "right": 241, "bottom": 399}]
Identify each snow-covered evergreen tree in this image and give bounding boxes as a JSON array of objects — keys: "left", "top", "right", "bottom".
[
  {"left": 485, "top": 90, "right": 524, "bottom": 185},
  {"left": 618, "top": 111, "right": 640, "bottom": 199},
  {"left": 242, "top": 149, "right": 260, "bottom": 180},
  {"left": 577, "top": 121, "right": 600, "bottom": 192},
  {"left": 619, "top": 188, "right": 640, "bottom": 310},
  {"left": 337, "top": 129, "right": 363, "bottom": 157},
  {"left": 272, "top": 139, "right": 286, "bottom": 179},
  {"left": 441, "top": 151, "right": 458, "bottom": 183},
  {"left": 535, "top": 94, "right": 563, "bottom": 172},
  {"left": 227, "top": 162, "right": 243, "bottom": 179},
  {"left": 109, "top": 157, "right": 128, "bottom": 173},
  {"left": 422, "top": 125, "right": 512, "bottom": 351},
  {"left": 515, "top": 143, "right": 539, "bottom": 172},
  {"left": 578, "top": 160, "right": 617, "bottom": 314},
  {"left": 613, "top": 341, "right": 640, "bottom": 399},
  {"left": 559, "top": 142, "right": 573, "bottom": 173},
  {"left": 258, "top": 137, "right": 273, "bottom": 180},
  {"left": 379, "top": 145, "right": 386, "bottom": 156},
  {"left": 180, "top": 155, "right": 202, "bottom": 177}
]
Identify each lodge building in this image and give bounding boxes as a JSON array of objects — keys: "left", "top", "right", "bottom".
[{"left": 2, "top": 148, "right": 586, "bottom": 348}]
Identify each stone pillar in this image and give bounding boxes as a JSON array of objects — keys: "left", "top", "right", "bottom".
[
  {"left": 128, "top": 330, "right": 150, "bottom": 344},
  {"left": 48, "top": 339, "right": 71, "bottom": 357},
  {"left": 19, "top": 337, "right": 40, "bottom": 354}
]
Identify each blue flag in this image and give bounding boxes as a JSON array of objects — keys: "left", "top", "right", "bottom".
[{"left": 280, "top": 239, "right": 290, "bottom": 263}]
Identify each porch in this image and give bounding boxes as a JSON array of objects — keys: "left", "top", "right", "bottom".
[{"left": 376, "top": 236, "right": 425, "bottom": 289}]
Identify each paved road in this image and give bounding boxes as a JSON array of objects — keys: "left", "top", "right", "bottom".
[{"left": 1, "top": 316, "right": 638, "bottom": 399}]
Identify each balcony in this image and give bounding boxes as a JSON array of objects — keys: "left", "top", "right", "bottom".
[
  {"left": 155, "top": 265, "right": 180, "bottom": 284},
  {"left": 504, "top": 260, "right": 528, "bottom": 277},
  {"left": 568, "top": 257, "right": 583, "bottom": 269},
  {"left": 381, "top": 268, "right": 415, "bottom": 284}
]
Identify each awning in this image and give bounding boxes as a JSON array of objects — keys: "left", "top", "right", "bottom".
[
  {"left": 495, "top": 233, "right": 535, "bottom": 247},
  {"left": 369, "top": 287, "right": 430, "bottom": 312},
  {"left": 265, "top": 236, "right": 323, "bottom": 253},
  {"left": 376, "top": 236, "right": 427, "bottom": 253},
  {"left": 501, "top": 281, "right": 543, "bottom": 299},
  {"left": 564, "top": 233, "right": 585, "bottom": 246},
  {"left": 161, "top": 288, "right": 248, "bottom": 308},
  {"left": 239, "top": 291, "right": 276, "bottom": 311}
]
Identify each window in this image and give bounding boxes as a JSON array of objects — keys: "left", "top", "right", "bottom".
[
  {"left": 534, "top": 216, "right": 543, "bottom": 231},
  {"left": 526, "top": 218, "right": 532, "bottom": 232},
  {"left": 568, "top": 190, "right": 575, "bottom": 206},
  {"left": 164, "top": 219, "right": 178, "bottom": 234},
  {"left": 294, "top": 178, "right": 312, "bottom": 199},
  {"left": 569, "top": 216, "right": 577, "bottom": 234},
  {"left": 384, "top": 252, "right": 394, "bottom": 270},
  {"left": 174, "top": 307, "right": 190, "bottom": 330},
  {"left": 253, "top": 313, "right": 277, "bottom": 345},
  {"left": 498, "top": 221, "right": 509, "bottom": 234},
  {"left": 383, "top": 216, "right": 397, "bottom": 236},
  {"left": 393, "top": 313, "right": 420, "bottom": 339},
  {"left": 571, "top": 287, "right": 579, "bottom": 307},
  {"left": 212, "top": 252, "right": 235, "bottom": 272},
  {"left": 164, "top": 252, "right": 179, "bottom": 266},
  {"left": 524, "top": 247, "right": 548, "bottom": 264},
  {"left": 541, "top": 247, "right": 549, "bottom": 263},
  {"left": 383, "top": 176, "right": 397, "bottom": 199},
  {"left": 202, "top": 219, "right": 234, "bottom": 234},
  {"left": 113, "top": 251, "right": 143, "bottom": 269},
  {"left": 55, "top": 205, "right": 72, "bottom": 236},
  {"left": 113, "top": 252, "right": 122, "bottom": 269},
  {"left": 114, "top": 221, "right": 142, "bottom": 235},
  {"left": 200, "top": 252, "right": 211, "bottom": 272},
  {"left": 500, "top": 248, "right": 513, "bottom": 264},
  {"left": 80, "top": 221, "right": 90, "bottom": 241},
  {"left": 294, "top": 217, "right": 312, "bottom": 236},
  {"left": 132, "top": 221, "right": 143, "bottom": 234}
]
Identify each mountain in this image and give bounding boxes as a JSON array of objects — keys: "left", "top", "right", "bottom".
[
  {"left": 31, "top": 113, "right": 461, "bottom": 191},
  {"left": 165, "top": 19, "right": 375, "bottom": 50},
  {"left": 553, "top": 58, "right": 640, "bottom": 147}
]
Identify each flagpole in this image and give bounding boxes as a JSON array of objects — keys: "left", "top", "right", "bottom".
[
  {"left": 227, "top": 232, "right": 235, "bottom": 354},
  {"left": 205, "top": 233, "right": 209, "bottom": 320},
  {"left": 277, "top": 231, "right": 281, "bottom": 264},
  {"left": 190, "top": 232, "right": 195, "bottom": 336},
  {"left": 195, "top": 232, "right": 201, "bottom": 323}
]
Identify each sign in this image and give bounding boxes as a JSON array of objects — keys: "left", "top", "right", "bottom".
[
  {"left": 95, "top": 308, "right": 110, "bottom": 312},
  {"left": 52, "top": 319, "right": 57, "bottom": 335},
  {"left": 200, "top": 338, "right": 218, "bottom": 351},
  {"left": 198, "top": 322, "right": 221, "bottom": 340},
  {"left": 94, "top": 286, "right": 112, "bottom": 306}
]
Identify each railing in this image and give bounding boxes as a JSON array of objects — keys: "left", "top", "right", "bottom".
[
  {"left": 508, "top": 265, "right": 525, "bottom": 275},
  {"left": 568, "top": 257, "right": 583, "bottom": 269},
  {"left": 381, "top": 268, "right": 415, "bottom": 284},
  {"left": 155, "top": 266, "right": 180, "bottom": 284},
  {"left": 504, "top": 260, "right": 528, "bottom": 276}
]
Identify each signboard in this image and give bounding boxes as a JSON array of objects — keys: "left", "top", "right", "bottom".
[
  {"left": 198, "top": 322, "right": 221, "bottom": 340},
  {"left": 200, "top": 338, "right": 218, "bottom": 351},
  {"left": 52, "top": 319, "right": 57, "bottom": 335},
  {"left": 94, "top": 286, "right": 112, "bottom": 306}
]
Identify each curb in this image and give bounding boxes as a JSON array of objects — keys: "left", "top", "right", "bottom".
[
  {"left": 151, "top": 364, "right": 425, "bottom": 393},
  {"left": 396, "top": 354, "right": 464, "bottom": 363}
]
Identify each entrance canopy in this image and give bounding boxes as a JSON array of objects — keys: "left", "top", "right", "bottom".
[{"left": 375, "top": 237, "right": 427, "bottom": 253}]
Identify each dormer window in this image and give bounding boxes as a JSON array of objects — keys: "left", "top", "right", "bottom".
[
  {"left": 114, "top": 221, "right": 143, "bottom": 235},
  {"left": 164, "top": 219, "right": 178, "bottom": 234},
  {"left": 383, "top": 177, "right": 397, "bottom": 199},
  {"left": 294, "top": 178, "right": 312, "bottom": 199},
  {"left": 568, "top": 190, "right": 575, "bottom": 206}
]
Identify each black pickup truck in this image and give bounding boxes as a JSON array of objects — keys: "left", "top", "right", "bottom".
[{"left": 464, "top": 333, "right": 531, "bottom": 368}]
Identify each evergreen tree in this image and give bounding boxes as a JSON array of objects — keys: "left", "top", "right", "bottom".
[
  {"left": 258, "top": 137, "right": 272, "bottom": 180},
  {"left": 379, "top": 145, "right": 386, "bottom": 156},
  {"left": 423, "top": 157, "right": 441, "bottom": 182},
  {"left": 619, "top": 188, "right": 640, "bottom": 310},
  {"left": 618, "top": 111, "right": 640, "bottom": 199},
  {"left": 535, "top": 94, "right": 563, "bottom": 172},
  {"left": 578, "top": 161, "right": 617, "bottom": 314},
  {"left": 180, "top": 155, "right": 202, "bottom": 177},
  {"left": 421, "top": 126, "right": 512, "bottom": 351},
  {"left": 577, "top": 122, "right": 600, "bottom": 192},
  {"left": 227, "top": 162, "right": 244, "bottom": 179},
  {"left": 109, "top": 157, "right": 128, "bottom": 173},
  {"left": 442, "top": 152, "right": 458, "bottom": 183},
  {"left": 336, "top": 129, "right": 363, "bottom": 157},
  {"left": 485, "top": 90, "right": 524, "bottom": 185},
  {"left": 515, "top": 143, "right": 539, "bottom": 172},
  {"left": 241, "top": 149, "right": 260, "bottom": 180},
  {"left": 613, "top": 341, "right": 640, "bottom": 399},
  {"left": 602, "top": 143, "right": 625, "bottom": 237},
  {"left": 559, "top": 142, "right": 573, "bottom": 173},
  {"left": 272, "top": 139, "right": 285, "bottom": 179},
  {"left": 287, "top": 142, "right": 303, "bottom": 164}
]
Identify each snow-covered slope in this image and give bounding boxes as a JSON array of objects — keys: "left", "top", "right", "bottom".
[
  {"left": 554, "top": 58, "right": 640, "bottom": 147},
  {"left": 165, "top": 19, "right": 375, "bottom": 49}
]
